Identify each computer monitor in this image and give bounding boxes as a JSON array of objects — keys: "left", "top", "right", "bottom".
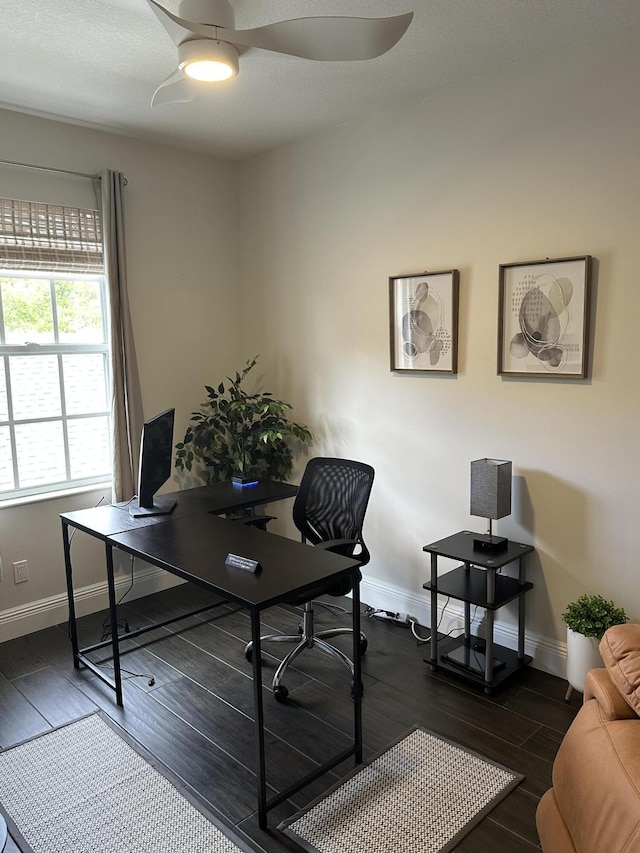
[{"left": 129, "top": 408, "right": 178, "bottom": 517}]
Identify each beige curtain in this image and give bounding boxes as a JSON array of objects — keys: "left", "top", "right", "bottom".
[{"left": 99, "top": 170, "right": 144, "bottom": 502}]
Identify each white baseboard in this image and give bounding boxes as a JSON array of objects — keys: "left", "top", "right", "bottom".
[
  {"left": 0, "top": 566, "right": 185, "bottom": 643},
  {"left": 0, "top": 569, "right": 567, "bottom": 680},
  {"left": 360, "top": 575, "right": 567, "bottom": 679}
]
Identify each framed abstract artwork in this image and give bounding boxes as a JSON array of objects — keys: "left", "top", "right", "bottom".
[
  {"left": 389, "top": 270, "right": 459, "bottom": 373},
  {"left": 498, "top": 256, "right": 592, "bottom": 378}
]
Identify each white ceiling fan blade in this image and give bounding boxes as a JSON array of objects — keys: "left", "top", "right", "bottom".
[
  {"left": 217, "top": 13, "right": 414, "bottom": 61},
  {"left": 145, "top": 1, "right": 413, "bottom": 61},
  {"left": 151, "top": 68, "right": 198, "bottom": 107},
  {"left": 146, "top": 0, "right": 197, "bottom": 46}
]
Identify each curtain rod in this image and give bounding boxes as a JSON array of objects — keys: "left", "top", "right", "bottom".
[
  {"left": 0, "top": 159, "right": 128, "bottom": 185},
  {"left": 0, "top": 158, "right": 101, "bottom": 181}
]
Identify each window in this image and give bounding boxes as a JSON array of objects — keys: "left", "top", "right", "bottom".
[{"left": 0, "top": 198, "right": 111, "bottom": 501}]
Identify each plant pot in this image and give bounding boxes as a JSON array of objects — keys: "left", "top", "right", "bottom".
[{"left": 566, "top": 627, "right": 603, "bottom": 694}]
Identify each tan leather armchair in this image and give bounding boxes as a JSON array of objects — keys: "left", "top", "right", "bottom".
[{"left": 536, "top": 624, "right": 640, "bottom": 853}]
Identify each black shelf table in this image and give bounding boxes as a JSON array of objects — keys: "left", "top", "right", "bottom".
[{"left": 423, "top": 531, "right": 534, "bottom": 693}]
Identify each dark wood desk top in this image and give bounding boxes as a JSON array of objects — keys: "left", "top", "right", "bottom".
[
  {"left": 60, "top": 480, "right": 298, "bottom": 539},
  {"left": 109, "top": 513, "right": 358, "bottom": 609},
  {"left": 165, "top": 479, "right": 298, "bottom": 518},
  {"left": 60, "top": 503, "right": 162, "bottom": 539}
]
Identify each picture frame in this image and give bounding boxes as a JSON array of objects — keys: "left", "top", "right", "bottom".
[
  {"left": 389, "top": 269, "right": 459, "bottom": 373},
  {"left": 498, "top": 255, "right": 592, "bottom": 378}
]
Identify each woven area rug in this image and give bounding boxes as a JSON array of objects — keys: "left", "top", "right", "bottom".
[
  {"left": 279, "top": 725, "right": 523, "bottom": 853},
  {"left": 0, "top": 713, "right": 261, "bottom": 853}
]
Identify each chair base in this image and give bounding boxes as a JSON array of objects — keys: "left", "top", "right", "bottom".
[
  {"left": 314, "top": 599, "right": 350, "bottom": 616},
  {"left": 244, "top": 601, "right": 366, "bottom": 700}
]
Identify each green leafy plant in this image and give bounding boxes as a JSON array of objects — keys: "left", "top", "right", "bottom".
[
  {"left": 561, "top": 594, "right": 628, "bottom": 640},
  {"left": 175, "top": 356, "right": 312, "bottom": 484}
]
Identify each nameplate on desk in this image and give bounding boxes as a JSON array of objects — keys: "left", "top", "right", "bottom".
[{"left": 225, "top": 553, "right": 262, "bottom": 573}]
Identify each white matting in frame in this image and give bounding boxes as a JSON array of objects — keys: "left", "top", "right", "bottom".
[
  {"left": 498, "top": 256, "right": 592, "bottom": 378},
  {"left": 389, "top": 270, "right": 459, "bottom": 373}
]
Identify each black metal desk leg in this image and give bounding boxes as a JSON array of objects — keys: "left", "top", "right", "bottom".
[
  {"left": 251, "top": 609, "right": 268, "bottom": 830},
  {"left": 61, "top": 519, "right": 80, "bottom": 668},
  {"left": 351, "top": 573, "right": 363, "bottom": 765},
  {"left": 105, "top": 543, "right": 124, "bottom": 706}
]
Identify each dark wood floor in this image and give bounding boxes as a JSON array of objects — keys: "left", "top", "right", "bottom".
[{"left": 0, "top": 584, "right": 579, "bottom": 852}]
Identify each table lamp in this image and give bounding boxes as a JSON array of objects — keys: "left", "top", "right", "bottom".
[{"left": 470, "top": 458, "right": 512, "bottom": 552}]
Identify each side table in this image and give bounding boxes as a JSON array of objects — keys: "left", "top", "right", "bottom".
[{"left": 423, "top": 531, "right": 534, "bottom": 693}]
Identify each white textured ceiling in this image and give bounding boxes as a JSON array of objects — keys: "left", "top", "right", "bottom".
[{"left": 0, "top": 0, "right": 639, "bottom": 161}]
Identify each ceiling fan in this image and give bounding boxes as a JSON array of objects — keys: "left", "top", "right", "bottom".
[{"left": 146, "top": 0, "right": 414, "bottom": 106}]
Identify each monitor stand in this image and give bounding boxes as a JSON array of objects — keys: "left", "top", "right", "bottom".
[{"left": 129, "top": 495, "right": 177, "bottom": 518}]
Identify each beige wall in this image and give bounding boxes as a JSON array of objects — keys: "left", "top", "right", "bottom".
[
  {"left": 0, "top": 109, "right": 242, "bottom": 633},
  {"left": 2, "top": 28, "right": 639, "bottom": 675},
  {"left": 238, "top": 33, "right": 640, "bottom": 672}
]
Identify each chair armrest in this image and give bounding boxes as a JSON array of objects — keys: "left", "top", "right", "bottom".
[
  {"left": 238, "top": 515, "right": 276, "bottom": 531},
  {"left": 315, "top": 538, "right": 358, "bottom": 554},
  {"left": 584, "top": 668, "right": 639, "bottom": 720},
  {"left": 315, "top": 538, "right": 370, "bottom": 565}
]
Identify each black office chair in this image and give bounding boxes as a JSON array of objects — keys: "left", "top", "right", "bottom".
[{"left": 244, "top": 457, "right": 374, "bottom": 702}]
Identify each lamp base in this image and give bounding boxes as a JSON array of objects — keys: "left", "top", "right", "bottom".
[{"left": 473, "top": 533, "right": 508, "bottom": 553}]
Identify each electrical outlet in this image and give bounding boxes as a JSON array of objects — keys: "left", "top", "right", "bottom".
[{"left": 13, "top": 560, "right": 28, "bottom": 584}]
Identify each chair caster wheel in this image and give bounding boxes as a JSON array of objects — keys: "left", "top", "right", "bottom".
[
  {"left": 359, "top": 635, "right": 368, "bottom": 656},
  {"left": 273, "top": 685, "right": 289, "bottom": 703},
  {"left": 244, "top": 645, "right": 253, "bottom": 662}
]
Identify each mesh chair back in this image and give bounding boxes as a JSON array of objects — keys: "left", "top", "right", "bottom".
[{"left": 293, "top": 457, "right": 374, "bottom": 566}]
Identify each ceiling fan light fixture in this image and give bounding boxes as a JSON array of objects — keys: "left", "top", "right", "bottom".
[{"left": 179, "top": 39, "right": 239, "bottom": 82}]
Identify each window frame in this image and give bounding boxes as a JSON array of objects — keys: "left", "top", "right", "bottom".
[{"left": 0, "top": 268, "right": 112, "bottom": 502}]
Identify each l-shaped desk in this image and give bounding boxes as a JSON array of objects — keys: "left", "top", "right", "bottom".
[{"left": 61, "top": 481, "right": 363, "bottom": 829}]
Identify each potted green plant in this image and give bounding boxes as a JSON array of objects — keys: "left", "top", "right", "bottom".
[
  {"left": 175, "top": 356, "right": 312, "bottom": 485},
  {"left": 562, "top": 594, "right": 628, "bottom": 698}
]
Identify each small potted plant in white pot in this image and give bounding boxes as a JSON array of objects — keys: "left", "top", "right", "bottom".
[{"left": 562, "top": 593, "right": 627, "bottom": 700}]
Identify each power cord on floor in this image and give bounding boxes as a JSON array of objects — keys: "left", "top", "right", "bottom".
[
  {"left": 97, "top": 663, "right": 156, "bottom": 687},
  {"left": 410, "top": 601, "right": 480, "bottom": 645},
  {"left": 365, "top": 599, "right": 479, "bottom": 646},
  {"left": 408, "top": 599, "right": 452, "bottom": 645}
]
